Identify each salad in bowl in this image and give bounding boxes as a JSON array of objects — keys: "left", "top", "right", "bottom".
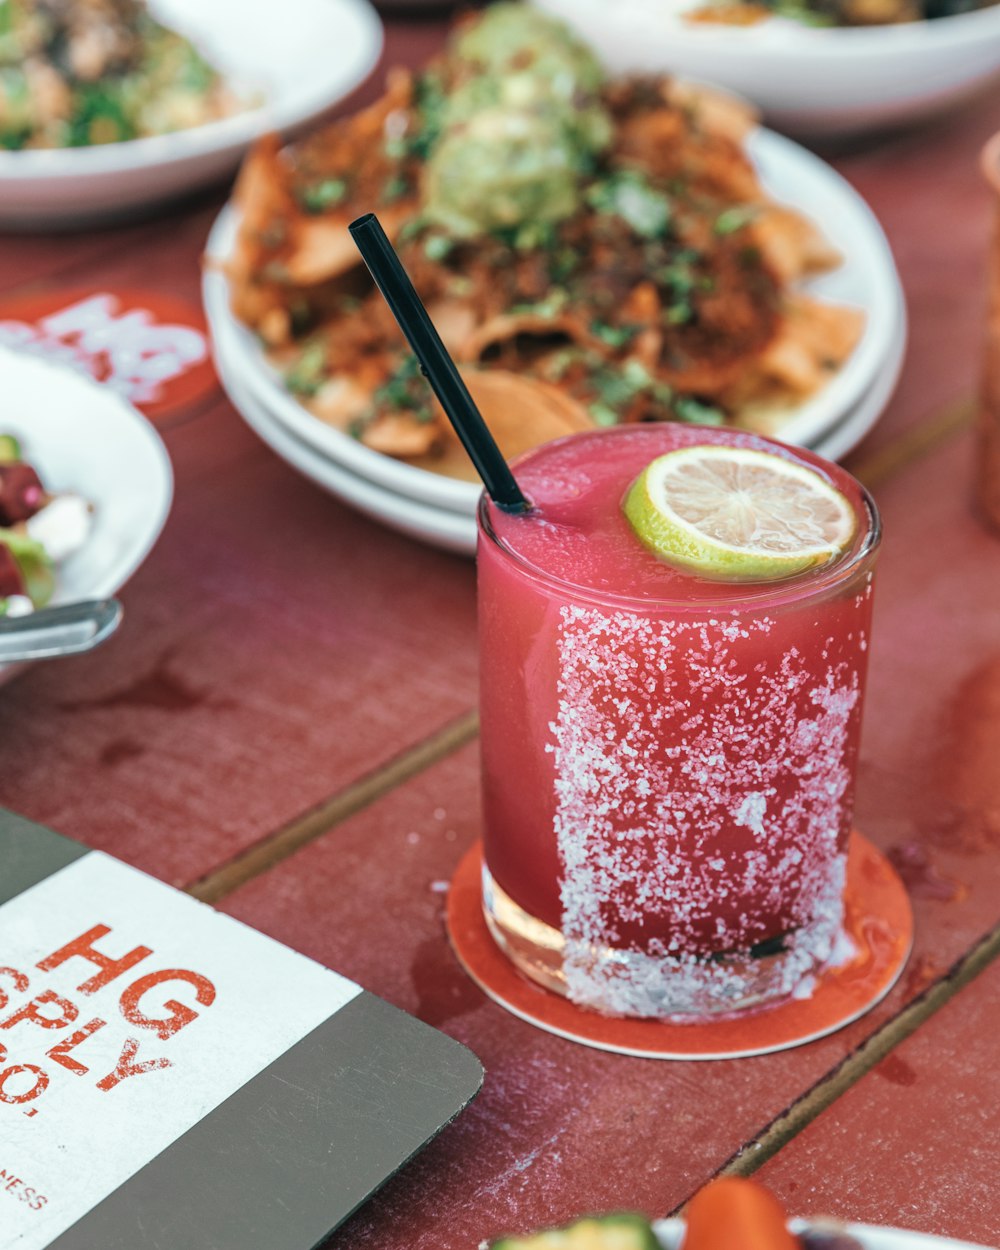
[{"left": 0, "top": 433, "right": 92, "bottom": 616}]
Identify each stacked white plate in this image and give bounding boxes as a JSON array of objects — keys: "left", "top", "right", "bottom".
[{"left": 203, "top": 126, "right": 906, "bottom": 557}]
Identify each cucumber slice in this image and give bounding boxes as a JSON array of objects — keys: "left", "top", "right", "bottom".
[
  {"left": 0, "top": 529, "right": 54, "bottom": 608},
  {"left": 0, "top": 433, "right": 21, "bottom": 463}
]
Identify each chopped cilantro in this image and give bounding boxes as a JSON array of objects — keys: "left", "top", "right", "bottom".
[
  {"left": 664, "top": 303, "right": 694, "bottom": 326},
  {"left": 68, "top": 84, "right": 135, "bottom": 146},
  {"left": 589, "top": 402, "right": 619, "bottom": 427},
  {"left": 541, "top": 348, "right": 577, "bottom": 382},
  {"left": 373, "top": 355, "right": 434, "bottom": 422},
  {"left": 549, "top": 247, "right": 577, "bottom": 283},
  {"left": 177, "top": 46, "right": 216, "bottom": 94},
  {"left": 285, "top": 341, "right": 327, "bottom": 396},
  {"left": 511, "top": 290, "right": 568, "bottom": 319},
  {"left": 398, "top": 217, "right": 425, "bottom": 243},
  {"left": 424, "top": 234, "right": 453, "bottom": 262},
  {"left": 493, "top": 219, "right": 558, "bottom": 252},
  {"left": 591, "top": 321, "right": 638, "bottom": 349},
  {"left": 0, "top": 126, "right": 30, "bottom": 150},
  {"left": 382, "top": 175, "right": 409, "bottom": 203},
  {"left": 714, "top": 206, "right": 758, "bottom": 236},
  {"left": 592, "top": 359, "right": 659, "bottom": 409},
  {"left": 622, "top": 359, "right": 654, "bottom": 389},
  {"left": 298, "top": 178, "right": 348, "bottom": 214},
  {"left": 408, "top": 72, "right": 448, "bottom": 161},
  {"left": 654, "top": 251, "right": 706, "bottom": 325},
  {"left": 655, "top": 253, "right": 698, "bottom": 293},
  {"left": 673, "top": 397, "right": 726, "bottom": 425},
  {"left": 592, "top": 366, "right": 637, "bottom": 409},
  {"left": 771, "top": 0, "right": 835, "bottom": 24}
]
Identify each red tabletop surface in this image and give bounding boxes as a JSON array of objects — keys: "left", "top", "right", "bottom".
[
  {"left": 757, "top": 958, "right": 1000, "bottom": 1246},
  {"left": 2, "top": 9, "right": 1000, "bottom": 1249}
]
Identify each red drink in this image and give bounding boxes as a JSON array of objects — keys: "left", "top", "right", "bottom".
[{"left": 478, "top": 425, "right": 880, "bottom": 1018}]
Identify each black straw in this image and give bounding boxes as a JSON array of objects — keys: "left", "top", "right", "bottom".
[{"left": 349, "top": 213, "right": 531, "bottom": 514}]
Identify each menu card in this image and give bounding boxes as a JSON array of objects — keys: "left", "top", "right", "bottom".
[{"left": 0, "top": 810, "right": 483, "bottom": 1250}]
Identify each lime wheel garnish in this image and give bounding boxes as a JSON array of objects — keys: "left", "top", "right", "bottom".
[{"left": 623, "top": 445, "right": 857, "bottom": 581}]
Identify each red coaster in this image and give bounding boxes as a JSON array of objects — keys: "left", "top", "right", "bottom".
[
  {"left": 0, "top": 287, "right": 217, "bottom": 421},
  {"left": 446, "top": 832, "right": 912, "bottom": 1060}
]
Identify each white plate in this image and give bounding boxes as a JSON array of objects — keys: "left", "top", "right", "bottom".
[
  {"left": 209, "top": 189, "right": 905, "bottom": 557},
  {"left": 0, "top": 346, "right": 173, "bottom": 678},
  {"left": 535, "top": 0, "right": 1000, "bottom": 136},
  {"left": 654, "top": 1216, "right": 997, "bottom": 1249},
  {"left": 215, "top": 340, "right": 474, "bottom": 555},
  {"left": 202, "top": 124, "right": 903, "bottom": 515},
  {"left": 811, "top": 290, "right": 907, "bottom": 462},
  {"left": 0, "top": 0, "right": 382, "bottom": 227},
  {"left": 216, "top": 330, "right": 902, "bottom": 559}
]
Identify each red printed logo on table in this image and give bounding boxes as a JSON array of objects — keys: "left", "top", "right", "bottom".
[
  {"left": 0, "top": 288, "right": 217, "bottom": 421},
  {"left": 2, "top": 849, "right": 359, "bottom": 1250}
]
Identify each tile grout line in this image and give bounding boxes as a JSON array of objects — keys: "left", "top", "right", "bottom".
[
  {"left": 185, "top": 393, "right": 977, "bottom": 905},
  {"left": 186, "top": 708, "right": 480, "bottom": 903},
  {"left": 673, "top": 922, "right": 1000, "bottom": 1200}
]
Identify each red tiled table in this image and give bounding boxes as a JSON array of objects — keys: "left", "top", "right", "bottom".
[
  {"left": 756, "top": 957, "right": 1000, "bottom": 1246},
  {"left": 3, "top": 11, "right": 1000, "bottom": 1249}
]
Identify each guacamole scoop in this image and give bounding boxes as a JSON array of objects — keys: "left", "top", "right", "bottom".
[
  {"left": 423, "top": 107, "right": 582, "bottom": 240},
  {"left": 451, "top": 2, "right": 605, "bottom": 96},
  {"left": 442, "top": 69, "right": 612, "bottom": 156},
  {"left": 423, "top": 3, "right": 611, "bottom": 240}
]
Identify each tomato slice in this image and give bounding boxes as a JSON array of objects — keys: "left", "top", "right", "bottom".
[{"left": 681, "top": 1177, "right": 799, "bottom": 1250}]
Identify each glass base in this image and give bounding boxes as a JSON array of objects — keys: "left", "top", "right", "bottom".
[{"left": 481, "top": 864, "right": 845, "bottom": 1020}]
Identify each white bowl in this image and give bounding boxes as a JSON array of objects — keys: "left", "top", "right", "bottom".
[
  {"left": 535, "top": 0, "right": 1000, "bottom": 136},
  {"left": 655, "top": 1217, "right": 997, "bottom": 1249},
  {"left": 0, "top": 0, "right": 382, "bottom": 227},
  {"left": 202, "top": 124, "right": 904, "bottom": 514},
  {"left": 0, "top": 346, "right": 173, "bottom": 680}
]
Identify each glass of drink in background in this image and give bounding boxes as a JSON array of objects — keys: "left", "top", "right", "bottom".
[
  {"left": 477, "top": 424, "right": 881, "bottom": 1019},
  {"left": 978, "top": 130, "right": 1000, "bottom": 534}
]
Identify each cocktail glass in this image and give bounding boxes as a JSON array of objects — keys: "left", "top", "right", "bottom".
[
  {"left": 477, "top": 424, "right": 880, "bottom": 1019},
  {"left": 978, "top": 131, "right": 1000, "bottom": 534}
]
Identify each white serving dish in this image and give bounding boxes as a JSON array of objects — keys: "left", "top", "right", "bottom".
[
  {"left": 0, "top": 0, "right": 382, "bottom": 227},
  {"left": 213, "top": 299, "right": 902, "bottom": 558},
  {"left": 0, "top": 346, "right": 173, "bottom": 680},
  {"left": 655, "top": 1216, "right": 997, "bottom": 1249},
  {"left": 811, "top": 294, "right": 906, "bottom": 462},
  {"left": 535, "top": 0, "right": 1000, "bottom": 137},
  {"left": 202, "top": 124, "right": 904, "bottom": 516}
]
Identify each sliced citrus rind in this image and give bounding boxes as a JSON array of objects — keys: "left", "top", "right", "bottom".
[{"left": 623, "top": 445, "right": 857, "bottom": 581}]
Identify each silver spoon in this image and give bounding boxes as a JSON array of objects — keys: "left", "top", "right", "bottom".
[{"left": 0, "top": 599, "right": 122, "bottom": 663}]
